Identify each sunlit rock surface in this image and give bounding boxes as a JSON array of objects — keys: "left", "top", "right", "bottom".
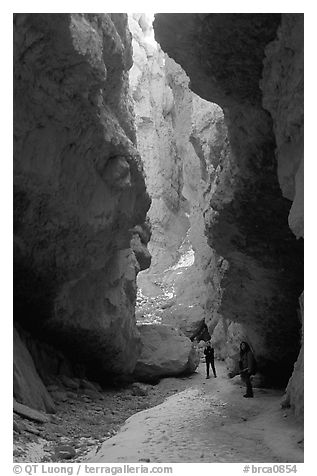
[
  {"left": 129, "top": 14, "right": 189, "bottom": 273},
  {"left": 130, "top": 17, "right": 215, "bottom": 334},
  {"left": 14, "top": 13, "right": 151, "bottom": 383},
  {"left": 133, "top": 324, "right": 200, "bottom": 381},
  {"left": 131, "top": 16, "right": 246, "bottom": 365},
  {"left": 154, "top": 14, "right": 304, "bottom": 402}
]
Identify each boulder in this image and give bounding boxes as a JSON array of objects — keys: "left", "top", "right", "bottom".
[
  {"left": 13, "top": 327, "right": 56, "bottom": 413},
  {"left": 54, "top": 444, "right": 76, "bottom": 460},
  {"left": 161, "top": 305, "right": 205, "bottom": 338},
  {"left": 13, "top": 399, "right": 51, "bottom": 423},
  {"left": 133, "top": 324, "right": 200, "bottom": 381}
]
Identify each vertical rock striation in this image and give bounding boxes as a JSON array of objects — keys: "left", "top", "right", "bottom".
[
  {"left": 164, "top": 58, "right": 231, "bottom": 343},
  {"left": 14, "top": 327, "right": 56, "bottom": 413},
  {"left": 131, "top": 16, "right": 247, "bottom": 361},
  {"left": 154, "top": 13, "right": 304, "bottom": 402},
  {"left": 129, "top": 16, "right": 222, "bottom": 340},
  {"left": 261, "top": 15, "right": 304, "bottom": 418},
  {"left": 261, "top": 14, "right": 304, "bottom": 240},
  {"left": 14, "top": 13, "right": 151, "bottom": 383},
  {"left": 128, "top": 14, "right": 189, "bottom": 273}
]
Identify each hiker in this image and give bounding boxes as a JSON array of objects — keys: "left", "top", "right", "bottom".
[
  {"left": 239, "top": 341, "right": 256, "bottom": 398},
  {"left": 204, "top": 341, "right": 217, "bottom": 379}
]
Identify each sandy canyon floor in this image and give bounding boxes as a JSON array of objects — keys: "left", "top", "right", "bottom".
[{"left": 14, "top": 362, "right": 303, "bottom": 463}]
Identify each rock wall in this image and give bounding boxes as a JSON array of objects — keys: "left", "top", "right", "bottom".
[
  {"left": 282, "top": 293, "right": 303, "bottom": 420},
  {"left": 128, "top": 14, "right": 189, "bottom": 273},
  {"left": 167, "top": 61, "right": 251, "bottom": 366},
  {"left": 261, "top": 15, "right": 304, "bottom": 240},
  {"left": 261, "top": 15, "right": 304, "bottom": 416},
  {"left": 14, "top": 13, "right": 151, "bottom": 382},
  {"left": 14, "top": 13, "right": 303, "bottom": 418},
  {"left": 129, "top": 16, "right": 213, "bottom": 336},
  {"left": 154, "top": 13, "right": 304, "bottom": 399},
  {"left": 164, "top": 59, "right": 233, "bottom": 343},
  {"left": 131, "top": 16, "right": 246, "bottom": 362},
  {"left": 13, "top": 327, "right": 56, "bottom": 413}
]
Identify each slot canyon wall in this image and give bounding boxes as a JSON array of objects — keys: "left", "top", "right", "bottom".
[
  {"left": 128, "top": 14, "right": 190, "bottom": 274},
  {"left": 154, "top": 13, "right": 304, "bottom": 416},
  {"left": 167, "top": 59, "right": 246, "bottom": 356},
  {"left": 129, "top": 15, "right": 214, "bottom": 336},
  {"left": 13, "top": 12, "right": 304, "bottom": 419},
  {"left": 14, "top": 13, "right": 151, "bottom": 389},
  {"left": 129, "top": 15, "right": 246, "bottom": 359}
]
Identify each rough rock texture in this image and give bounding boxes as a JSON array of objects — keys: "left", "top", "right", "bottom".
[
  {"left": 173, "top": 69, "right": 233, "bottom": 343},
  {"left": 14, "top": 13, "right": 151, "bottom": 381},
  {"left": 13, "top": 399, "right": 52, "bottom": 424},
  {"left": 133, "top": 324, "right": 200, "bottom": 381},
  {"left": 154, "top": 13, "right": 304, "bottom": 395},
  {"left": 129, "top": 16, "right": 215, "bottom": 334},
  {"left": 14, "top": 327, "right": 56, "bottom": 413},
  {"left": 261, "top": 15, "right": 304, "bottom": 239},
  {"left": 131, "top": 17, "right": 246, "bottom": 364},
  {"left": 260, "top": 15, "right": 304, "bottom": 417},
  {"left": 20, "top": 328, "right": 83, "bottom": 385},
  {"left": 128, "top": 14, "right": 189, "bottom": 273},
  {"left": 282, "top": 293, "right": 304, "bottom": 420}
]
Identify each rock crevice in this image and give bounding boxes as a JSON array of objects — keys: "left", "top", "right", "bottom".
[{"left": 154, "top": 13, "right": 304, "bottom": 407}]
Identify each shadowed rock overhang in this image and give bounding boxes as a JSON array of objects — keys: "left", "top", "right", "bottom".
[{"left": 154, "top": 13, "right": 304, "bottom": 384}]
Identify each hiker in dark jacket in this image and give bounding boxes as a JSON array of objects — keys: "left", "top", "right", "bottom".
[
  {"left": 239, "top": 341, "right": 256, "bottom": 398},
  {"left": 204, "top": 341, "right": 217, "bottom": 379}
]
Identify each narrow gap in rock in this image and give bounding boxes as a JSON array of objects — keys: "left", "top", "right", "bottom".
[
  {"left": 13, "top": 12, "right": 304, "bottom": 463},
  {"left": 130, "top": 14, "right": 225, "bottom": 353}
]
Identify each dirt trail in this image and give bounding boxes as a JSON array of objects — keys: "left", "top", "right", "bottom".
[{"left": 87, "top": 363, "right": 303, "bottom": 463}]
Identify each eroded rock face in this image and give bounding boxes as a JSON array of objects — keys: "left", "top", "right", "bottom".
[
  {"left": 154, "top": 13, "right": 304, "bottom": 393},
  {"left": 161, "top": 67, "right": 229, "bottom": 343},
  {"left": 131, "top": 19, "right": 245, "bottom": 364},
  {"left": 260, "top": 15, "right": 304, "bottom": 416},
  {"left": 130, "top": 18, "right": 216, "bottom": 339},
  {"left": 14, "top": 14, "right": 151, "bottom": 380},
  {"left": 133, "top": 324, "right": 200, "bottom": 381},
  {"left": 167, "top": 68, "right": 250, "bottom": 370},
  {"left": 261, "top": 14, "right": 304, "bottom": 239},
  {"left": 14, "top": 327, "right": 56, "bottom": 413},
  {"left": 282, "top": 293, "right": 304, "bottom": 420},
  {"left": 128, "top": 14, "right": 189, "bottom": 273}
]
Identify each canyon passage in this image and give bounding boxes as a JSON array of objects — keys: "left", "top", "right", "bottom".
[{"left": 13, "top": 13, "right": 304, "bottom": 463}]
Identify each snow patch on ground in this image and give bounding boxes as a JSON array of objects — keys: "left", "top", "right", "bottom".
[{"left": 88, "top": 363, "right": 303, "bottom": 463}]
